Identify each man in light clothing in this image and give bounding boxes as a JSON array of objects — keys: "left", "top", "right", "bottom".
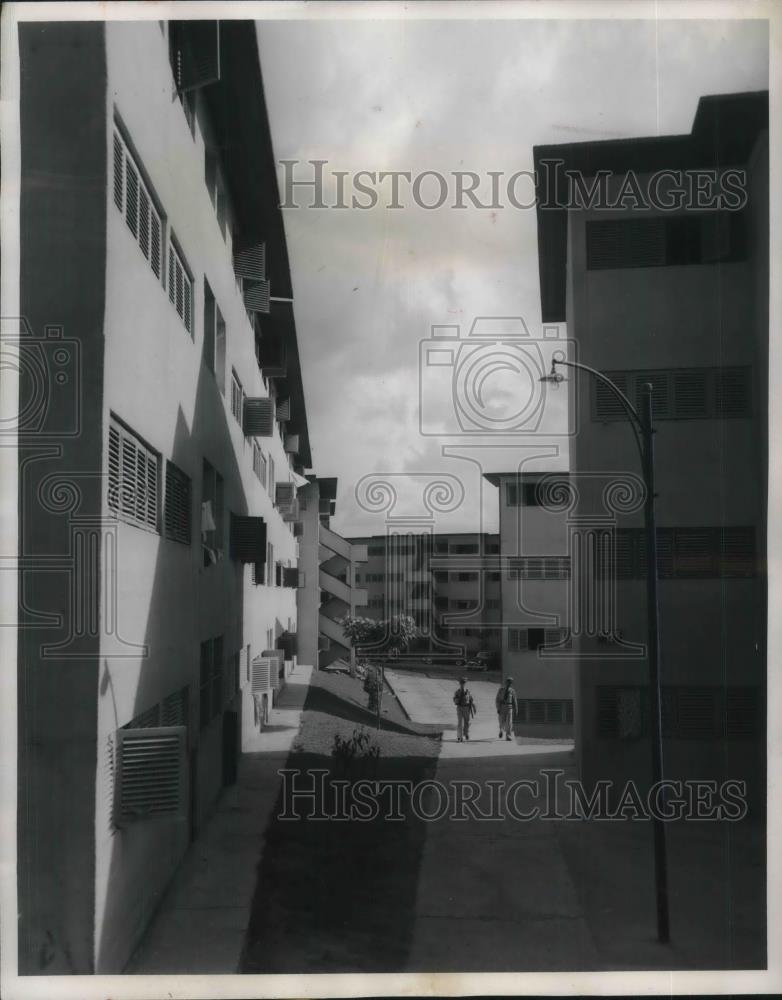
[
  {"left": 453, "top": 677, "right": 476, "bottom": 742},
  {"left": 495, "top": 677, "right": 518, "bottom": 741}
]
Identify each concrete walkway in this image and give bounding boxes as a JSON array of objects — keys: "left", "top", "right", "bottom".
[
  {"left": 126, "top": 664, "right": 312, "bottom": 974},
  {"left": 386, "top": 669, "right": 574, "bottom": 760}
]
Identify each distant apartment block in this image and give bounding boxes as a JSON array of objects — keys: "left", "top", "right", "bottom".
[{"left": 348, "top": 532, "right": 502, "bottom": 659}]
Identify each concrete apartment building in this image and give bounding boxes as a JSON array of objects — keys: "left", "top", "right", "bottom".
[
  {"left": 16, "top": 19, "right": 314, "bottom": 973},
  {"left": 532, "top": 91, "right": 768, "bottom": 806},
  {"left": 348, "top": 532, "right": 502, "bottom": 659},
  {"left": 484, "top": 472, "right": 576, "bottom": 737},
  {"left": 296, "top": 477, "right": 368, "bottom": 670}
]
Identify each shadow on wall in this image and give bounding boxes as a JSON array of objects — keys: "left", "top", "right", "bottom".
[{"left": 96, "top": 360, "right": 250, "bottom": 972}]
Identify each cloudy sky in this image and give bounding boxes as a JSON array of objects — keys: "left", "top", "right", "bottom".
[{"left": 256, "top": 12, "right": 768, "bottom": 537}]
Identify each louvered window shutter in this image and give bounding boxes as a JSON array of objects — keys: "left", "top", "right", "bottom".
[
  {"left": 293, "top": 521, "right": 304, "bottom": 538},
  {"left": 113, "top": 133, "right": 124, "bottom": 211},
  {"left": 283, "top": 434, "right": 300, "bottom": 455},
  {"left": 170, "top": 21, "right": 221, "bottom": 93},
  {"left": 676, "top": 688, "right": 720, "bottom": 740},
  {"left": 230, "top": 514, "right": 267, "bottom": 563},
  {"left": 715, "top": 367, "right": 751, "bottom": 417},
  {"left": 165, "top": 461, "right": 192, "bottom": 544},
  {"left": 586, "top": 218, "right": 666, "bottom": 270},
  {"left": 593, "top": 372, "right": 630, "bottom": 420},
  {"left": 108, "top": 423, "right": 121, "bottom": 511},
  {"left": 275, "top": 398, "right": 291, "bottom": 422},
  {"left": 233, "top": 243, "right": 266, "bottom": 282},
  {"left": 243, "top": 398, "right": 275, "bottom": 437},
  {"left": 116, "top": 726, "right": 186, "bottom": 825},
  {"left": 110, "top": 417, "right": 159, "bottom": 531},
  {"left": 673, "top": 370, "right": 708, "bottom": 418},
  {"left": 635, "top": 372, "right": 670, "bottom": 418},
  {"left": 125, "top": 160, "right": 139, "bottom": 237},
  {"left": 243, "top": 280, "right": 271, "bottom": 314}
]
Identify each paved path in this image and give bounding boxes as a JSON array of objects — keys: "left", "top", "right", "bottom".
[
  {"left": 386, "top": 669, "right": 574, "bottom": 760},
  {"left": 127, "top": 664, "right": 312, "bottom": 974}
]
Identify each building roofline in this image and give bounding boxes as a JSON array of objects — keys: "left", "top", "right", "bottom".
[
  {"left": 532, "top": 90, "right": 768, "bottom": 322},
  {"left": 202, "top": 21, "right": 311, "bottom": 468}
]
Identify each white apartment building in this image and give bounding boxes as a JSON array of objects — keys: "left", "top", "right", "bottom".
[{"left": 15, "top": 19, "right": 310, "bottom": 973}]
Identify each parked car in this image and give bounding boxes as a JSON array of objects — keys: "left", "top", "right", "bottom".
[{"left": 466, "top": 650, "right": 498, "bottom": 671}]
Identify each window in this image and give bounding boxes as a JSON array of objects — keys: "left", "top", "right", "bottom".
[
  {"left": 486, "top": 599, "right": 501, "bottom": 610},
  {"left": 164, "top": 460, "right": 191, "bottom": 544},
  {"left": 517, "top": 699, "right": 573, "bottom": 726},
  {"left": 268, "top": 456, "right": 275, "bottom": 502},
  {"left": 596, "top": 526, "right": 756, "bottom": 580},
  {"left": 231, "top": 370, "right": 244, "bottom": 425},
  {"left": 596, "top": 685, "right": 757, "bottom": 741},
  {"left": 593, "top": 367, "right": 751, "bottom": 422},
  {"left": 168, "top": 240, "right": 193, "bottom": 334},
  {"left": 451, "top": 543, "right": 479, "bottom": 554},
  {"left": 585, "top": 213, "right": 747, "bottom": 271},
  {"left": 368, "top": 544, "right": 385, "bottom": 556},
  {"left": 205, "top": 147, "right": 229, "bottom": 239},
  {"left": 253, "top": 441, "right": 263, "bottom": 481},
  {"left": 266, "top": 541, "right": 274, "bottom": 586},
  {"left": 202, "top": 282, "right": 226, "bottom": 392},
  {"left": 113, "top": 128, "right": 163, "bottom": 283},
  {"left": 201, "top": 459, "right": 224, "bottom": 565},
  {"left": 508, "top": 557, "right": 571, "bottom": 580},
  {"left": 108, "top": 416, "right": 159, "bottom": 531},
  {"left": 199, "top": 635, "right": 223, "bottom": 729},
  {"left": 454, "top": 572, "right": 478, "bottom": 582}
]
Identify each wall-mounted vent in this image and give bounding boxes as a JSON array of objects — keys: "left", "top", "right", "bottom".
[{"left": 115, "top": 726, "right": 186, "bottom": 825}]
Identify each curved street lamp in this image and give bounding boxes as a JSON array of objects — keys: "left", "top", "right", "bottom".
[{"left": 541, "top": 353, "right": 670, "bottom": 945}]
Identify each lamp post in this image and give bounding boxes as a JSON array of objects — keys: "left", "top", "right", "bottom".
[{"left": 541, "top": 355, "right": 670, "bottom": 945}]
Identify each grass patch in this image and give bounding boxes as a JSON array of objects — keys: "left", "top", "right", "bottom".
[{"left": 239, "top": 669, "right": 441, "bottom": 973}]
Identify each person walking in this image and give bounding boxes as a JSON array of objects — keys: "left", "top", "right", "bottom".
[
  {"left": 453, "top": 676, "right": 476, "bottom": 742},
  {"left": 495, "top": 677, "right": 518, "bottom": 741}
]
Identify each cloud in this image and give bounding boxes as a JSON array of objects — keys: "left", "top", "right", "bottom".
[{"left": 256, "top": 16, "right": 768, "bottom": 535}]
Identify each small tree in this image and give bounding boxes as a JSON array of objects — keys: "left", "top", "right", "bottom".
[{"left": 339, "top": 614, "right": 418, "bottom": 723}]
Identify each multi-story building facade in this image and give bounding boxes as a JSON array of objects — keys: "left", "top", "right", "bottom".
[
  {"left": 297, "top": 477, "right": 368, "bottom": 670},
  {"left": 15, "top": 19, "right": 312, "bottom": 973},
  {"left": 348, "top": 532, "right": 502, "bottom": 659},
  {"left": 484, "top": 472, "right": 575, "bottom": 737},
  {"left": 532, "top": 91, "right": 768, "bottom": 806}
]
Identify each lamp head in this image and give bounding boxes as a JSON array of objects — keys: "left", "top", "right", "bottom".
[{"left": 539, "top": 360, "right": 566, "bottom": 384}]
